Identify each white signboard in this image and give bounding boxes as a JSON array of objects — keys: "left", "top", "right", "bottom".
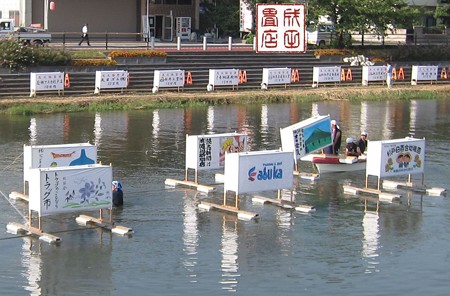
[
  {"left": 312, "top": 66, "right": 341, "bottom": 86},
  {"left": 411, "top": 66, "right": 438, "bottom": 85},
  {"left": 24, "top": 143, "right": 97, "bottom": 183},
  {"left": 362, "top": 66, "right": 386, "bottom": 86},
  {"left": 366, "top": 137, "right": 425, "bottom": 178},
  {"left": 30, "top": 72, "right": 64, "bottom": 94},
  {"left": 280, "top": 115, "right": 332, "bottom": 161},
  {"left": 240, "top": 0, "right": 253, "bottom": 33},
  {"left": 186, "top": 133, "right": 248, "bottom": 170},
  {"left": 154, "top": 70, "right": 185, "bottom": 88},
  {"left": 208, "top": 69, "right": 239, "bottom": 88},
  {"left": 256, "top": 4, "right": 306, "bottom": 53},
  {"left": 262, "top": 68, "right": 291, "bottom": 86},
  {"left": 95, "top": 70, "right": 128, "bottom": 91},
  {"left": 224, "top": 150, "right": 293, "bottom": 194},
  {"left": 28, "top": 164, "right": 112, "bottom": 216}
]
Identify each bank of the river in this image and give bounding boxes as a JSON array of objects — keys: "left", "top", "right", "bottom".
[{"left": 1, "top": 83, "right": 449, "bottom": 115}]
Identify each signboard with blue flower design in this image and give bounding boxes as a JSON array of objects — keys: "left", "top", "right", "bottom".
[{"left": 28, "top": 164, "right": 112, "bottom": 216}]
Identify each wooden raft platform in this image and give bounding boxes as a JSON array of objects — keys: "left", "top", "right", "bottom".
[
  {"left": 293, "top": 171, "right": 320, "bottom": 181},
  {"left": 198, "top": 201, "right": 259, "bottom": 221},
  {"left": 76, "top": 215, "right": 133, "bottom": 236},
  {"left": 7, "top": 222, "right": 61, "bottom": 243},
  {"left": 383, "top": 180, "right": 447, "bottom": 196},
  {"left": 165, "top": 178, "right": 216, "bottom": 193},
  {"left": 9, "top": 191, "right": 29, "bottom": 202},
  {"left": 252, "top": 195, "right": 296, "bottom": 209},
  {"left": 343, "top": 185, "right": 401, "bottom": 202}
]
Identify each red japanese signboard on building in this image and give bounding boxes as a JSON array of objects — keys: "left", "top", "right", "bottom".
[{"left": 256, "top": 4, "right": 306, "bottom": 53}]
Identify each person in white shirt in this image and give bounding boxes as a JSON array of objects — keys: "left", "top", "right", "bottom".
[{"left": 78, "top": 24, "right": 90, "bottom": 46}]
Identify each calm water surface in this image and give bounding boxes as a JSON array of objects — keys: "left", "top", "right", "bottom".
[{"left": 0, "top": 98, "right": 449, "bottom": 295}]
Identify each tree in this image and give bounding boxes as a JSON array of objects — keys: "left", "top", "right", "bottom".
[
  {"left": 434, "top": 4, "right": 450, "bottom": 30},
  {"left": 199, "top": 0, "right": 240, "bottom": 37}
]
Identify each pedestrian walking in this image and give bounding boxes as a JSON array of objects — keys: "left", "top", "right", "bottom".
[
  {"left": 78, "top": 24, "right": 90, "bottom": 46},
  {"left": 385, "top": 62, "right": 393, "bottom": 89}
]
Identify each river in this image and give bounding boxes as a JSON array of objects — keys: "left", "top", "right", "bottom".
[{"left": 0, "top": 98, "right": 449, "bottom": 295}]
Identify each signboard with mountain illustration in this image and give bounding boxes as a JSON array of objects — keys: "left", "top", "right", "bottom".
[
  {"left": 280, "top": 115, "right": 332, "bottom": 161},
  {"left": 24, "top": 143, "right": 97, "bottom": 184},
  {"left": 224, "top": 150, "right": 293, "bottom": 194},
  {"left": 366, "top": 137, "right": 425, "bottom": 178},
  {"left": 28, "top": 164, "right": 112, "bottom": 216}
]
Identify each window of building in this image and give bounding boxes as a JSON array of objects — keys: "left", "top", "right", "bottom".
[{"left": 9, "top": 10, "right": 20, "bottom": 25}]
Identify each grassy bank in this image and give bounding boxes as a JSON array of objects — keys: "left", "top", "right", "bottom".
[{"left": 0, "top": 84, "right": 449, "bottom": 115}]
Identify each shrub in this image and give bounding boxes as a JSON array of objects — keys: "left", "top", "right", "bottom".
[
  {"left": 108, "top": 50, "right": 167, "bottom": 58},
  {"left": 71, "top": 59, "right": 117, "bottom": 66},
  {"left": 0, "top": 39, "right": 72, "bottom": 71},
  {"left": 0, "top": 39, "right": 35, "bottom": 71}
]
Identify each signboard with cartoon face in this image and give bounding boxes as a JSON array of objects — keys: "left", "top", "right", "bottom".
[
  {"left": 185, "top": 133, "right": 248, "bottom": 170},
  {"left": 224, "top": 150, "right": 293, "bottom": 194},
  {"left": 28, "top": 164, "right": 112, "bottom": 216},
  {"left": 366, "top": 138, "right": 425, "bottom": 178},
  {"left": 280, "top": 115, "right": 332, "bottom": 161}
]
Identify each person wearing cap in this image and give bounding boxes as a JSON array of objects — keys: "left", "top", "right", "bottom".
[
  {"left": 324, "top": 119, "right": 342, "bottom": 155},
  {"left": 345, "top": 137, "right": 362, "bottom": 157},
  {"left": 357, "top": 131, "right": 368, "bottom": 154},
  {"left": 112, "top": 181, "right": 123, "bottom": 207}
]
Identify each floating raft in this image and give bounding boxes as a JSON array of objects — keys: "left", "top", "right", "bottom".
[
  {"left": 293, "top": 171, "right": 320, "bottom": 181},
  {"left": 343, "top": 185, "right": 401, "bottom": 203},
  {"left": 9, "top": 191, "right": 29, "bottom": 202},
  {"left": 198, "top": 201, "right": 259, "bottom": 221},
  {"left": 6, "top": 222, "right": 61, "bottom": 244},
  {"left": 164, "top": 178, "right": 216, "bottom": 193},
  {"left": 76, "top": 215, "right": 133, "bottom": 236},
  {"left": 252, "top": 195, "right": 296, "bottom": 209},
  {"left": 382, "top": 180, "right": 447, "bottom": 196}
]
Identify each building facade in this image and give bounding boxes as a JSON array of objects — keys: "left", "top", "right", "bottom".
[{"left": 0, "top": 0, "right": 200, "bottom": 41}]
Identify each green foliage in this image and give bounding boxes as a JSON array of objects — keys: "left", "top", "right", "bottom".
[
  {"left": 199, "top": 0, "right": 240, "bottom": 37},
  {"left": 108, "top": 50, "right": 167, "bottom": 58},
  {"left": 70, "top": 50, "right": 108, "bottom": 59},
  {"left": 0, "top": 39, "right": 35, "bottom": 71},
  {"left": 389, "top": 45, "right": 450, "bottom": 61},
  {"left": 0, "top": 39, "right": 72, "bottom": 71}
]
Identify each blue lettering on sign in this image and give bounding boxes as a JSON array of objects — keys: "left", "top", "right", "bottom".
[{"left": 248, "top": 162, "right": 283, "bottom": 182}]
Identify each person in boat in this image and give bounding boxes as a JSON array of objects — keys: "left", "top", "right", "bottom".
[
  {"left": 112, "top": 181, "right": 124, "bottom": 207},
  {"left": 345, "top": 137, "right": 362, "bottom": 157},
  {"left": 357, "top": 131, "right": 368, "bottom": 153},
  {"left": 324, "top": 119, "right": 342, "bottom": 155}
]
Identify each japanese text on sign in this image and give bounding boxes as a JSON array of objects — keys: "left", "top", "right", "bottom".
[{"left": 256, "top": 4, "right": 306, "bottom": 53}]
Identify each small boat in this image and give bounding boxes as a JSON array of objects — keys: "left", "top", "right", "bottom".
[{"left": 301, "top": 153, "right": 366, "bottom": 174}]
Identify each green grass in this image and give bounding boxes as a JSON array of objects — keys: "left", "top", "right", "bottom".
[{"left": 68, "top": 50, "right": 108, "bottom": 59}]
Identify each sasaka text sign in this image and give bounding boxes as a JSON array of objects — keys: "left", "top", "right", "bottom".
[
  {"left": 256, "top": 4, "right": 306, "bottom": 53},
  {"left": 224, "top": 150, "right": 293, "bottom": 194}
]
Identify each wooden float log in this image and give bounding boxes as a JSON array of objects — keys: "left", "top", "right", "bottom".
[
  {"left": 76, "top": 214, "right": 133, "bottom": 236},
  {"left": 295, "top": 205, "right": 316, "bottom": 213},
  {"left": 6, "top": 222, "right": 61, "bottom": 243},
  {"left": 342, "top": 185, "right": 401, "bottom": 202},
  {"left": 198, "top": 201, "right": 259, "bottom": 221},
  {"left": 383, "top": 180, "right": 446, "bottom": 196},
  {"left": 215, "top": 173, "right": 225, "bottom": 183},
  {"left": 293, "top": 171, "right": 320, "bottom": 181},
  {"left": 164, "top": 178, "right": 216, "bottom": 193},
  {"left": 9, "top": 191, "right": 29, "bottom": 202},
  {"left": 252, "top": 195, "right": 295, "bottom": 209}
]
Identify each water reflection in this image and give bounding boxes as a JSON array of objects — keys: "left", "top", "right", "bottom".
[
  {"left": 220, "top": 217, "right": 240, "bottom": 292},
  {"left": 362, "top": 201, "right": 380, "bottom": 274},
  {"left": 182, "top": 190, "right": 199, "bottom": 283},
  {"left": 207, "top": 106, "right": 214, "bottom": 133},
  {"left": 94, "top": 113, "right": 102, "bottom": 146},
  {"left": 21, "top": 238, "right": 41, "bottom": 295},
  {"left": 29, "top": 118, "right": 37, "bottom": 145}
]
